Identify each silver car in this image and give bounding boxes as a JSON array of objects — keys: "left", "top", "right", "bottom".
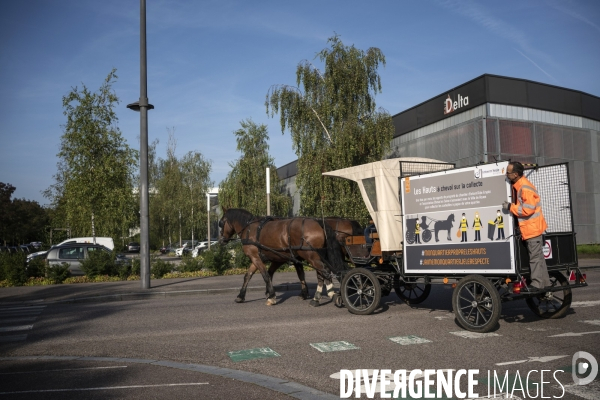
[{"left": 46, "top": 244, "right": 128, "bottom": 276}]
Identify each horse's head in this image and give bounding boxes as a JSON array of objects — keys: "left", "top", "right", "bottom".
[
  {"left": 218, "top": 208, "right": 254, "bottom": 244},
  {"left": 449, "top": 214, "right": 455, "bottom": 222},
  {"left": 218, "top": 214, "right": 235, "bottom": 244}
]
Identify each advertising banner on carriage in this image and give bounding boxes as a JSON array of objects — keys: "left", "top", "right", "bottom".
[{"left": 400, "top": 161, "right": 515, "bottom": 274}]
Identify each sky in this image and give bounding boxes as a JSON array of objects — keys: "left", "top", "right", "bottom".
[{"left": 1, "top": 0, "right": 599, "bottom": 206}]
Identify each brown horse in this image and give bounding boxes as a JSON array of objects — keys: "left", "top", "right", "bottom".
[
  {"left": 264, "top": 217, "right": 362, "bottom": 305},
  {"left": 218, "top": 208, "right": 346, "bottom": 305}
]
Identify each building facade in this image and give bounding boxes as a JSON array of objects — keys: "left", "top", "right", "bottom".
[{"left": 278, "top": 74, "right": 600, "bottom": 243}]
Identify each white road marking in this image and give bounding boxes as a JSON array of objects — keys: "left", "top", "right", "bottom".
[
  {"left": 389, "top": 335, "right": 431, "bottom": 345},
  {"left": 450, "top": 331, "right": 501, "bottom": 339},
  {"left": 580, "top": 319, "right": 600, "bottom": 326},
  {"left": 0, "top": 383, "right": 209, "bottom": 395},
  {"left": 571, "top": 300, "right": 600, "bottom": 308},
  {"left": 548, "top": 331, "right": 600, "bottom": 337},
  {"left": 0, "top": 325, "right": 33, "bottom": 332},
  {"left": 0, "top": 366, "right": 128, "bottom": 375},
  {"left": 495, "top": 355, "right": 568, "bottom": 366},
  {"left": 434, "top": 316, "right": 450, "bottom": 320},
  {"left": 525, "top": 327, "right": 560, "bottom": 331}
]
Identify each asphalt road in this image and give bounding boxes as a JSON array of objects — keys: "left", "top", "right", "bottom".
[{"left": 1, "top": 269, "right": 599, "bottom": 399}]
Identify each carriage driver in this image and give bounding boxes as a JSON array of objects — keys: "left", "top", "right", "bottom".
[{"left": 502, "top": 161, "right": 551, "bottom": 292}]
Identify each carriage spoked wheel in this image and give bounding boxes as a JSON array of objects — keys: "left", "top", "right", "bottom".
[
  {"left": 341, "top": 268, "right": 381, "bottom": 315},
  {"left": 526, "top": 271, "right": 572, "bottom": 319},
  {"left": 394, "top": 276, "right": 431, "bottom": 304},
  {"left": 422, "top": 229, "right": 432, "bottom": 243},
  {"left": 452, "top": 275, "right": 501, "bottom": 333},
  {"left": 405, "top": 231, "right": 415, "bottom": 245}
]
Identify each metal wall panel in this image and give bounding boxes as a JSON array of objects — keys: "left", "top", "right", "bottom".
[{"left": 488, "top": 104, "right": 585, "bottom": 128}]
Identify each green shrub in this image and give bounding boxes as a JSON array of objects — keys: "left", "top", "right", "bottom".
[
  {"left": 151, "top": 257, "right": 172, "bottom": 278},
  {"left": 0, "top": 253, "right": 27, "bottom": 286},
  {"left": 26, "top": 258, "right": 46, "bottom": 278},
  {"left": 131, "top": 257, "right": 141, "bottom": 276},
  {"left": 229, "top": 241, "right": 251, "bottom": 270},
  {"left": 47, "top": 263, "right": 71, "bottom": 284},
  {"left": 578, "top": 243, "right": 600, "bottom": 254},
  {"left": 80, "top": 250, "right": 119, "bottom": 278},
  {"left": 179, "top": 254, "right": 204, "bottom": 272},
  {"left": 202, "top": 243, "right": 232, "bottom": 275}
]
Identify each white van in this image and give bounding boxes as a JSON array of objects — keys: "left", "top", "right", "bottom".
[{"left": 56, "top": 237, "right": 115, "bottom": 250}]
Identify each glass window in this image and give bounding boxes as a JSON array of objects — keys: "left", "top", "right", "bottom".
[
  {"left": 362, "top": 177, "right": 378, "bottom": 212},
  {"left": 58, "top": 247, "right": 84, "bottom": 259}
]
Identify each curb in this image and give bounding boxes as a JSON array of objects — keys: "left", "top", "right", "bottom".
[{"left": 0, "top": 356, "right": 339, "bottom": 400}]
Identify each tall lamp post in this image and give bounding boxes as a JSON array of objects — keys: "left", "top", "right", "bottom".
[
  {"left": 127, "top": 0, "right": 154, "bottom": 289},
  {"left": 206, "top": 189, "right": 219, "bottom": 250}
]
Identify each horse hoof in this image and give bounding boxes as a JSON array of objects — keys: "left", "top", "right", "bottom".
[
  {"left": 235, "top": 297, "right": 244, "bottom": 303},
  {"left": 266, "top": 298, "right": 277, "bottom": 306},
  {"left": 309, "top": 299, "right": 320, "bottom": 307}
]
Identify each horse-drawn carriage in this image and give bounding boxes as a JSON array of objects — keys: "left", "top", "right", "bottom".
[{"left": 321, "top": 157, "right": 588, "bottom": 332}]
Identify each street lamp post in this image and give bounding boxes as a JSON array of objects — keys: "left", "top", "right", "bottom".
[
  {"left": 127, "top": 0, "right": 154, "bottom": 289},
  {"left": 206, "top": 189, "right": 219, "bottom": 250}
]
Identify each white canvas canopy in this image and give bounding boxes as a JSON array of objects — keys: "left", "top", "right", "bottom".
[{"left": 323, "top": 157, "right": 452, "bottom": 252}]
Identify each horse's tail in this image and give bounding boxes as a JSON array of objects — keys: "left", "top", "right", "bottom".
[{"left": 318, "top": 221, "right": 347, "bottom": 273}]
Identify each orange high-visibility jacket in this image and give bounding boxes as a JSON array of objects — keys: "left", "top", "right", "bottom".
[{"left": 510, "top": 176, "right": 547, "bottom": 240}]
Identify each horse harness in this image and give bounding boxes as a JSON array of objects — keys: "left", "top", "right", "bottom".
[{"left": 240, "top": 217, "right": 326, "bottom": 264}]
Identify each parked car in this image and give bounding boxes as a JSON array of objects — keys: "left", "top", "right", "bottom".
[
  {"left": 46, "top": 244, "right": 129, "bottom": 276},
  {"left": 54, "top": 237, "right": 115, "bottom": 251},
  {"left": 160, "top": 243, "right": 177, "bottom": 254},
  {"left": 127, "top": 242, "right": 140, "bottom": 253},
  {"left": 174, "top": 240, "right": 200, "bottom": 257},
  {"left": 30, "top": 241, "right": 43, "bottom": 249},
  {"left": 191, "top": 241, "right": 219, "bottom": 258}
]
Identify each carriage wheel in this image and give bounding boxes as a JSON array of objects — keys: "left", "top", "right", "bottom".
[
  {"left": 452, "top": 275, "right": 501, "bottom": 333},
  {"left": 405, "top": 231, "right": 415, "bottom": 245},
  {"left": 341, "top": 268, "right": 381, "bottom": 315},
  {"left": 394, "top": 276, "right": 431, "bottom": 304},
  {"left": 526, "top": 271, "right": 572, "bottom": 319},
  {"left": 422, "top": 229, "right": 432, "bottom": 243}
]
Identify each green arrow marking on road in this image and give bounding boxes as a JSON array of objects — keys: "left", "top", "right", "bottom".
[
  {"left": 310, "top": 341, "right": 359, "bottom": 352},
  {"left": 388, "top": 335, "right": 432, "bottom": 345},
  {"left": 227, "top": 347, "right": 281, "bottom": 362}
]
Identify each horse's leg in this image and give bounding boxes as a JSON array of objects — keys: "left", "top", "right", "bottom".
[
  {"left": 255, "top": 261, "right": 278, "bottom": 305},
  {"left": 236, "top": 263, "right": 257, "bottom": 303},
  {"left": 294, "top": 263, "right": 310, "bottom": 299},
  {"left": 301, "top": 254, "right": 330, "bottom": 307},
  {"left": 266, "top": 262, "right": 284, "bottom": 298}
]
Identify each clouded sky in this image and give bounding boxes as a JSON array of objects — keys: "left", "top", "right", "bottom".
[{"left": 1, "top": 0, "right": 598, "bottom": 205}]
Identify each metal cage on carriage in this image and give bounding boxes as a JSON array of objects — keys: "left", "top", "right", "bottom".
[{"left": 322, "top": 158, "right": 588, "bottom": 332}]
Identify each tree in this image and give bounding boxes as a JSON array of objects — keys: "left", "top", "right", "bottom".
[
  {"left": 219, "top": 119, "right": 290, "bottom": 216},
  {"left": 44, "top": 69, "right": 138, "bottom": 242},
  {"left": 180, "top": 150, "right": 212, "bottom": 243},
  {"left": 0, "top": 183, "right": 49, "bottom": 245},
  {"left": 151, "top": 129, "right": 213, "bottom": 247},
  {"left": 0, "top": 183, "right": 16, "bottom": 245},
  {"left": 266, "top": 35, "right": 394, "bottom": 222}
]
